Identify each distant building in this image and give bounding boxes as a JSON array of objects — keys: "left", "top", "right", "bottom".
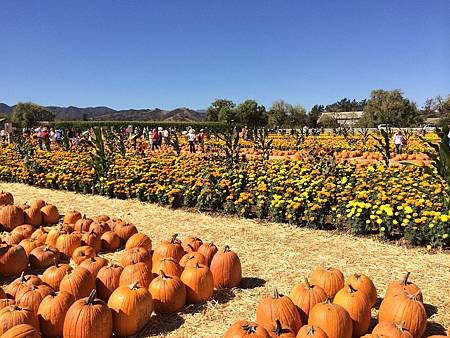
[{"left": 317, "top": 111, "right": 364, "bottom": 127}]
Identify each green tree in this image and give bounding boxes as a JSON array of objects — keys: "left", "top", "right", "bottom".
[
  {"left": 319, "top": 115, "right": 339, "bottom": 128},
  {"left": 308, "top": 105, "right": 325, "bottom": 127},
  {"left": 268, "top": 100, "right": 290, "bottom": 127},
  {"left": 361, "top": 89, "right": 422, "bottom": 127},
  {"left": 325, "top": 98, "right": 366, "bottom": 112},
  {"left": 235, "top": 99, "right": 267, "bottom": 126},
  {"left": 11, "top": 102, "right": 55, "bottom": 127},
  {"left": 288, "top": 105, "right": 308, "bottom": 127},
  {"left": 206, "top": 99, "right": 235, "bottom": 122}
]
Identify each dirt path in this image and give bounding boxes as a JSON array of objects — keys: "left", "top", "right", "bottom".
[{"left": 1, "top": 182, "right": 448, "bottom": 337}]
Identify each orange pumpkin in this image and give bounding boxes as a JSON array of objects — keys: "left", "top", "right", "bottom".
[
  {"left": 63, "top": 210, "right": 82, "bottom": 225},
  {"left": 210, "top": 245, "right": 242, "bottom": 289},
  {"left": 179, "top": 251, "right": 206, "bottom": 268},
  {"left": 74, "top": 216, "right": 94, "bottom": 233},
  {"left": 1, "top": 323, "right": 40, "bottom": 338},
  {"left": 42, "top": 261, "right": 73, "bottom": 291},
  {"left": 59, "top": 267, "right": 95, "bottom": 300},
  {"left": 5, "top": 272, "right": 42, "bottom": 299},
  {"left": 224, "top": 320, "right": 271, "bottom": 338},
  {"left": 197, "top": 242, "right": 218, "bottom": 266},
  {"left": 180, "top": 262, "right": 214, "bottom": 304},
  {"left": 96, "top": 264, "right": 124, "bottom": 302},
  {"left": 15, "top": 284, "right": 53, "bottom": 313},
  {"left": 79, "top": 256, "right": 108, "bottom": 277},
  {"left": 29, "top": 245, "right": 60, "bottom": 269},
  {"left": 0, "top": 205, "right": 25, "bottom": 231},
  {"left": 100, "top": 231, "right": 121, "bottom": 251},
  {"left": 113, "top": 222, "right": 138, "bottom": 242},
  {"left": 23, "top": 206, "right": 43, "bottom": 227},
  {"left": 0, "top": 244, "right": 28, "bottom": 277},
  {"left": 149, "top": 270, "right": 186, "bottom": 313},
  {"left": 152, "top": 233, "right": 184, "bottom": 264},
  {"left": 119, "top": 262, "right": 153, "bottom": 288},
  {"left": 345, "top": 273, "right": 377, "bottom": 307},
  {"left": 56, "top": 232, "right": 81, "bottom": 260},
  {"left": 0, "top": 305, "right": 39, "bottom": 335},
  {"left": 296, "top": 325, "right": 329, "bottom": 338},
  {"left": 38, "top": 290, "right": 75, "bottom": 338},
  {"left": 308, "top": 300, "right": 352, "bottom": 338},
  {"left": 125, "top": 232, "right": 152, "bottom": 251},
  {"left": 120, "top": 247, "right": 152, "bottom": 269},
  {"left": 18, "top": 237, "right": 39, "bottom": 255},
  {"left": 256, "top": 287, "right": 302, "bottom": 334},
  {"left": 0, "top": 192, "right": 13, "bottom": 205},
  {"left": 384, "top": 272, "right": 423, "bottom": 302},
  {"left": 72, "top": 245, "right": 96, "bottom": 265},
  {"left": 372, "top": 322, "right": 414, "bottom": 338},
  {"left": 181, "top": 236, "right": 203, "bottom": 252},
  {"left": 290, "top": 277, "right": 327, "bottom": 324},
  {"left": 81, "top": 229, "right": 102, "bottom": 253},
  {"left": 41, "top": 204, "right": 59, "bottom": 225},
  {"left": 310, "top": 267, "right": 345, "bottom": 299}
]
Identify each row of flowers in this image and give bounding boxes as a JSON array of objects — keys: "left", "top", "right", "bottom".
[{"left": 0, "top": 142, "right": 448, "bottom": 248}]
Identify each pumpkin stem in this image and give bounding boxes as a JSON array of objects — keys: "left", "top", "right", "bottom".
[
  {"left": 304, "top": 277, "right": 312, "bottom": 289},
  {"left": 307, "top": 326, "right": 316, "bottom": 335},
  {"left": 395, "top": 321, "right": 406, "bottom": 331},
  {"left": 195, "top": 262, "right": 200, "bottom": 269},
  {"left": 223, "top": 245, "right": 230, "bottom": 252},
  {"left": 271, "top": 287, "right": 280, "bottom": 299},
  {"left": 85, "top": 289, "right": 97, "bottom": 305},
  {"left": 170, "top": 233, "right": 178, "bottom": 244},
  {"left": 348, "top": 284, "right": 357, "bottom": 293},
  {"left": 354, "top": 273, "right": 361, "bottom": 279},
  {"left": 187, "top": 244, "right": 195, "bottom": 251},
  {"left": 159, "top": 270, "right": 168, "bottom": 279},
  {"left": 273, "top": 319, "right": 283, "bottom": 336},
  {"left": 323, "top": 298, "right": 332, "bottom": 304},
  {"left": 129, "top": 281, "right": 140, "bottom": 289},
  {"left": 241, "top": 324, "right": 258, "bottom": 333},
  {"left": 402, "top": 272, "right": 411, "bottom": 285},
  {"left": 19, "top": 271, "right": 26, "bottom": 282}
]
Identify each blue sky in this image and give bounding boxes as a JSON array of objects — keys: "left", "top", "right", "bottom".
[{"left": 0, "top": 0, "right": 449, "bottom": 110}]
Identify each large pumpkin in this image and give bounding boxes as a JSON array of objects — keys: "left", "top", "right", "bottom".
[
  {"left": 180, "top": 262, "right": 214, "bottom": 304},
  {"left": 63, "top": 290, "right": 113, "bottom": 338},
  {"left": 63, "top": 210, "right": 82, "bottom": 225},
  {"left": 119, "top": 262, "right": 153, "bottom": 288},
  {"left": 0, "top": 244, "right": 28, "bottom": 277},
  {"left": 56, "top": 232, "right": 81, "bottom": 259},
  {"left": 107, "top": 281, "right": 153, "bottom": 336},
  {"left": 210, "top": 245, "right": 242, "bottom": 289},
  {"left": 181, "top": 236, "right": 203, "bottom": 252},
  {"left": 18, "top": 238, "right": 39, "bottom": 255},
  {"left": 96, "top": 264, "right": 124, "bottom": 302},
  {"left": 81, "top": 229, "right": 102, "bottom": 253},
  {"left": 125, "top": 232, "right": 152, "bottom": 251},
  {"left": 41, "top": 204, "right": 59, "bottom": 225},
  {"left": 152, "top": 257, "right": 183, "bottom": 277},
  {"left": 0, "top": 205, "right": 25, "bottom": 231},
  {"left": 197, "top": 242, "right": 218, "bottom": 266},
  {"left": 290, "top": 277, "right": 327, "bottom": 324},
  {"left": 296, "top": 325, "right": 329, "bottom": 338},
  {"left": 345, "top": 273, "right": 377, "bottom": 307},
  {"left": 333, "top": 284, "right": 371, "bottom": 337},
  {"left": 5, "top": 272, "right": 42, "bottom": 299},
  {"left": 23, "top": 206, "right": 42, "bottom": 227},
  {"left": 308, "top": 300, "right": 353, "bottom": 338},
  {"left": 378, "top": 292, "right": 427, "bottom": 338},
  {"left": 120, "top": 247, "right": 152, "bottom": 269},
  {"left": 15, "top": 284, "right": 53, "bottom": 313},
  {"left": 1, "top": 323, "right": 40, "bottom": 338},
  {"left": 100, "top": 231, "right": 121, "bottom": 251},
  {"left": 72, "top": 245, "right": 97, "bottom": 265},
  {"left": 42, "top": 262, "right": 73, "bottom": 291},
  {"left": 256, "top": 287, "right": 302, "bottom": 334},
  {"left": 38, "top": 290, "right": 75, "bottom": 338},
  {"left": 79, "top": 256, "right": 108, "bottom": 277},
  {"left": 0, "top": 305, "right": 39, "bottom": 335},
  {"left": 59, "top": 267, "right": 95, "bottom": 300},
  {"left": 149, "top": 270, "right": 186, "bottom": 313},
  {"left": 11, "top": 224, "right": 35, "bottom": 241},
  {"left": 113, "top": 222, "right": 138, "bottom": 242},
  {"left": 224, "top": 320, "right": 271, "bottom": 338},
  {"left": 74, "top": 216, "right": 94, "bottom": 233},
  {"left": 152, "top": 233, "right": 184, "bottom": 264},
  {"left": 372, "top": 322, "right": 414, "bottom": 338},
  {"left": 179, "top": 252, "right": 206, "bottom": 268},
  {"left": 310, "top": 267, "right": 345, "bottom": 299},
  {"left": 384, "top": 272, "right": 423, "bottom": 303}
]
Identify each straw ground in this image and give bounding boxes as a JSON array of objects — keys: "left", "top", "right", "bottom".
[{"left": 1, "top": 182, "right": 449, "bottom": 337}]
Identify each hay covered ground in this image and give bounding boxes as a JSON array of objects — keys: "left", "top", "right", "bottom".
[{"left": 1, "top": 182, "right": 449, "bottom": 338}]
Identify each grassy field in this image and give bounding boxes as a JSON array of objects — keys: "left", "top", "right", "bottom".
[{"left": 1, "top": 182, "right": 449, "bottom": 337}]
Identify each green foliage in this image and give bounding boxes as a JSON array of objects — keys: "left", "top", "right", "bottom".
[
  {"left": 215, "top": 128, "right": 241, "bottom": 169},
  {"left": 235, "top": 99, "right": 267, "bottom": 126},
  {"left": 325, "top": 98, "right": 366, "bottom": 112},
  {"left": 206, "top": 99, "right": 236, "bottom": 122},
  {"left": 267, "top": 100, "right": 307, "bottom": 127},
  {"left": 370, "top": 129, "right": 391, "bottom": 167},
  {"left": 254, "top": 129, "right": 273, "bottom": 160},
  {"left": 308, "top": 105, "right": 325, "bottom": 127},
  {"left": 319, "top": 115, "right": 339, "bottom": 128},
  {"left": 12, "top": 135, "right": 47, "bottom": 182},
  {"left": 11, "top": 102, "right": 55, "bottom": 127},
  {"left": 362, "top": 89, "right": 422, "bottom": 127},
  {"left": 169, "top": 130, "right": 181, "bottom": 156}
]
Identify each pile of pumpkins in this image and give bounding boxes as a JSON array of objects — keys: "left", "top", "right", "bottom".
[
  {"left": 225, "top": 267, "right": 449, "bottom": 338},
  {"left": 0, "top": 191, "right": 242, "bottom": 337}
]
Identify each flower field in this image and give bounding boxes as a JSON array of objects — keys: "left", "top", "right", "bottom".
[{"left": 0, "top": 132, "right": 448, "bottom": 249}]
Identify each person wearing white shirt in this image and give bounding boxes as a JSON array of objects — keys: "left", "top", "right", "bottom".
[
  {"left": 393, "top": 129, "right": 404, "bottom": 154},
  {"left": 188, "top": 129, "right": 196, "bottom": 153}
]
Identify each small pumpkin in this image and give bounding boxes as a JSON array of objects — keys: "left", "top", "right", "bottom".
[
  {"left": 345, "top": 273, "right": 377, "bottom": 307},
  {"left": 152, "top": 233, "right": 184, "bottom": 264},
  {"left": 63, "top": 210, "right": 82, "bottom": 225},
  {"left": 0, "top": 305, "right": 39, "bottom": 335},
  {"left": 18, "top": 237, "right": 40, "bottom": 255},
  {"left": 5, "top": 272, "right": 42, "bottom": 298},
  {"left": 29, "top": 245, "right": 60, "bottom": 269},
  {"left": 37, "top": 290, "right": 75, "bottom": 338},
  {"left": 149, "top": 270, "right": 186, "bottom": 314},
  {"left": 96, "top": 264, "right": 124, "bottom": 302},
  {"left": 256, "top": 287, "right": 302, "bottom": 334},
  {"left": 125, "top": 232, "right": 152, "bottom": 251},
  {"left": 224, "top": 320, "right": 271, "bottom": 338},
  {"left": 180, "top": 262, "right": 214, "bottom": 304},
  {"left": 74, "top": 216, "right": 94, "bottom": 233},
  {"left": 81, "top": 229, "right": 102, "bottom": 253},
  {"left": 56, "top": 232, "right": 81, "bottom": 260},
  {"left": 42, "top": 261, "right": 73, "bottom": 291},
  {"left": 181, "top": 236, "right": 203, "bottom": 252},
  {"left": 0, "top": 244, "right": 28, "bottom": 277},
  {"left": 308, "top": 299, "right": 353, "bottom": 338},
  {"left": 152, "top": 257, "right": 183, "bottom": 277},
  {"left": 88, "top": 221, "right": 111, "bottom": 236},
  {"left": 0, "top": 192, "right": 13, "bottom": 205},
  {"left": 72, "top": 245, "right": 96, "bottom": 265},
  {"left": 197, "top": 242, "right": 218, "bottom": 266},
  {"left": 45, "top": 227, "right": 62, "bottom": 248},
  {"left": 31, "top": 198, "right": 46, "bottom": 209},
  {"left": 210, "top": 245, "right": 242, "bottom": 289},
  {"left": 15, "top": 284, "right": 53, "bottom": 313},
  {"left": 310, "top": 267, "right": 345, "bottom": 299},
  {"left": 59, "top": 267, "right": 95, "bottom": 300},
  {"left": 385, "top": 272, "right": 423, "bottom": 303},
  {"left": 113, "top": 222, "right": 138, "bottom": 242},
  {"left": 31, "top": 226, "right": 49, "bottom": 245},
  {"left": 100, "top": 231, "right": 121, "bottom": 251},
  {"left": 179, "top": 251, "right": 206, "bottom": 268},
  {"left": 333, "top": 284, "right": 371, "bottom": 337},
  {"left": 296, "top": 325, "right": 329, "bottom": 338},
  {"left": 289, "top": 277, "right": 327, "bottom": 324},
  {"left": 372, "top": 322, "right": 414, "bottom": 338},
  {"left": 107, "top": 281, "right": 154, "bottom": 336},
  {"left": 119, "top": 261, "right": 153, "bottom": 288},
  {"left": 41, "top": 204, "right": 59, "bottom": 225},
  {"left": 23, "top": 206, "right": 43, "bottom": 227},
  {"left": 79, "top": 256, "right": 108, "bottom": 277},
  {"left": 120, "top": 247, "right": 152, "bottom": 269},
  {"left": 63, "top": 289, "right": 113, "bottom": 338},
  {"left": 10, "top": 224, "right": 35, "bottom": 242}
]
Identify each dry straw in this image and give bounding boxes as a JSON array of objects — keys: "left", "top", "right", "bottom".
[{"left": 1, "top": 182, "right": 448, "bottom": 337}]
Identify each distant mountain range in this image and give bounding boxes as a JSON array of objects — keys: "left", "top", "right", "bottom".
[{"left": 0, "top": 103, "right": 207, "bottom": 121}]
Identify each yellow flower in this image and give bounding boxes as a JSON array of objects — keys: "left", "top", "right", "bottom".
[{"left": 440, "top": 214, "right": 449, "bottom": 222}]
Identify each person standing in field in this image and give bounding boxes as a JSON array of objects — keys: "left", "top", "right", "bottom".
[
  {"left": 151, "top": 128, "right": 159, "bottom": 150},
  {"left": 163, "top": 128, "right": 169, "bottom": 145},
  {"left": 393, "top": 129, "right": 404, "bottom": 154},
  {"left": 197, "top": 129, "right": 205, "bottom": 152},
  {"left": 188, "top": 128, "right": 196, "bottom": 153}
]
